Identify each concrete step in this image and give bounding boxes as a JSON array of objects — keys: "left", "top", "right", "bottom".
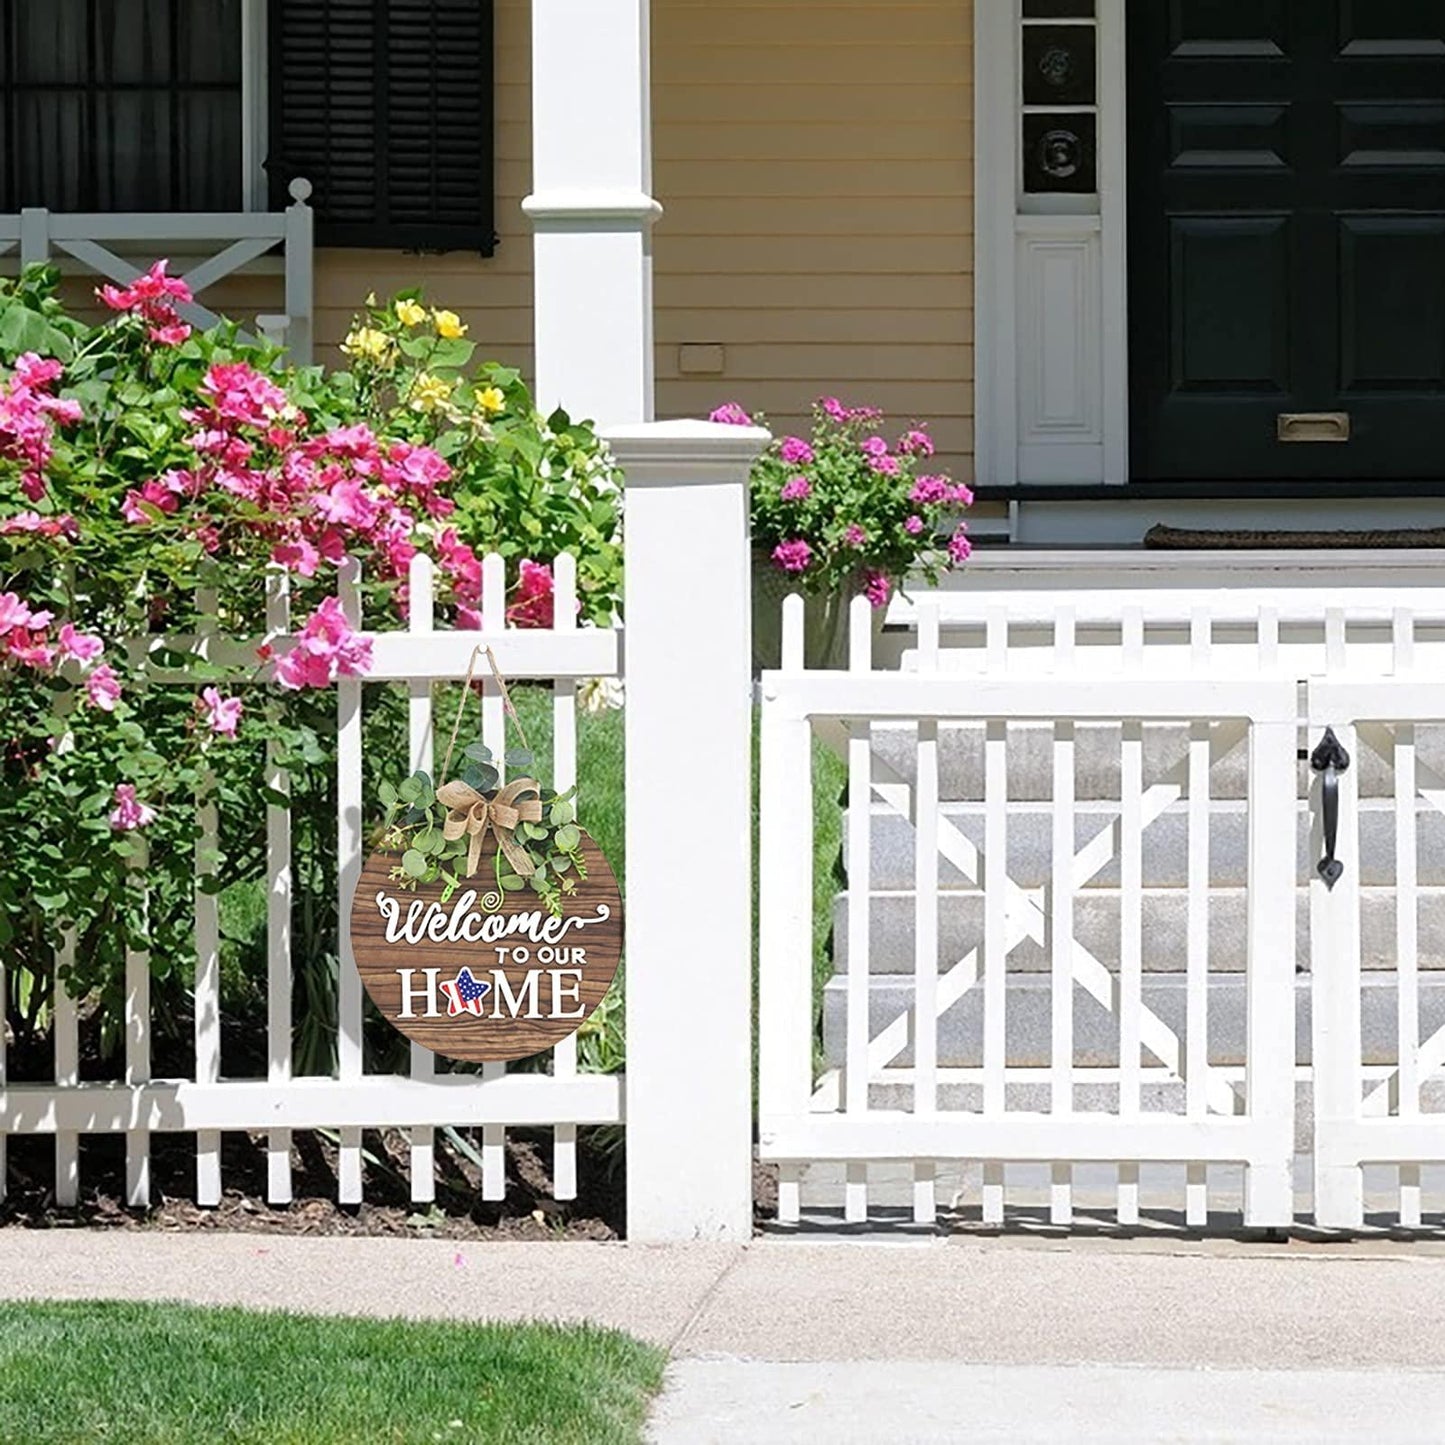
[
  {"left": 820, "top": 972, "right": 1445, "bottom": 1070},
  {"left": 848, "top": 798, "right": 1445, "bottom": 891},
  {"left": 831, "top": 886, "right": 1445, "bottom": 975},
  {"left": 864, "top": 721, "right": 1439, "bottom": 802}
]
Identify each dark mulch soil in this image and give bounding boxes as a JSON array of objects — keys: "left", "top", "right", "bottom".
[{"left": 0, "top": 1126, "right": 624, "bottom": 1241}]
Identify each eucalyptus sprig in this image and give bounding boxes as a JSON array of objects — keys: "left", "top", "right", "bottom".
[{"left": 375, "top": 744, "right": 587, "bottom": 917}]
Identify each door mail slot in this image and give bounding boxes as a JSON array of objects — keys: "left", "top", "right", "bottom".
[{"left": 1277, "top": 412, "right": 1351, "bottom": 443}]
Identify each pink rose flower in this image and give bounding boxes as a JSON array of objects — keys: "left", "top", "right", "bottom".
[
  {"left": 275, "top": 596, "right": 373, "bottom": 690},
  {"left": 780, "top": 476, "right": 812, "bottom": 503},
  {"left": 507, "top": 560, "right": 557, "bottom": 630},
  {"left": 85, "top": 664, "right": 123, "bottom": 711},
  {"left": 57, "top": 623, "right": 104, "bottom": 664},
  {"left": 109, "top": 784, "right": 157, "bottom": 832},
  {"left": 200, "top": 686, "right": 243, "bottom": 739}
]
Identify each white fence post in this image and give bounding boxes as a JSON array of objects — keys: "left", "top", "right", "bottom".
[{"left": 607, "top": 418, "right": 770, "bottom": 1242}]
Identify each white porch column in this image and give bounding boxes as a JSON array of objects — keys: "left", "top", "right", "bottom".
[
  {"left": 524, "top": 0, "right": 660, "bottom": 427},
  {"left": 607, "top": 419, "right": 771, "bottom": 1243}
]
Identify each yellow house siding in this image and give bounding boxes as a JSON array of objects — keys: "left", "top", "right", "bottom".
[{"left": 307, "top": 0, "right": 976, "bottom": 477}]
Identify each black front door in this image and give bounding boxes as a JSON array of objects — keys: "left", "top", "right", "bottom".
[{"left": 1128, "top": 1, "right": 1445, "bottom": 482}]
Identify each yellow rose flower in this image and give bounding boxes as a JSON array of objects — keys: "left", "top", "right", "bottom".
[
  {"left": 433, "top": 309, "right": 468, "bottom": 339},
  {"left": 474, "top": 385, "right": 506, "bottom": 416},
  {"left": 394, "top": 298, "right": 427, "bottom": 327},
  {"left": 341, "top": 327, "right": 395, "bottom": 364},
  {"left": 409, "top": 373, "right": 455, "bottom": 412}
]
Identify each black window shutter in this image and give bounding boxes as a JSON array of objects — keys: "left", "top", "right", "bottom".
[{"left": 267, "top": 0, "right": 495, "bottom": 254}]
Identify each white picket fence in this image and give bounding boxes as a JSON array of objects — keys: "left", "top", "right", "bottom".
[
  {"left": 0, "top": 551, "right": 622, "bottom": 1211},
  {"left": 759, "top": 578, "right": 1445, "bottom": 1231},
  {"left": 0, "top": 421, "right": 764, "bottom": 1243}
]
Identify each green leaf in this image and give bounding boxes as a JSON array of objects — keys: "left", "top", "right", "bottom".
[
  {"left": 550, "top": 800, "right": 574, "bottom": 829},
  {"left": 378, "top": 780, "right": 398, "bottom": 808},
  {"left": 555, "top": 824, "right": 580, "bottom": 853},
  {"left": 499, "top": 874, "right": 525, "bottom": 890},
  {"left": 398, "top": 777, "right": 421, "bottom": 804},
  {"left": 505, "top": 748, "right": 534, "bottom": 771},
  {"left": 260, "top": 786, "right": 291, "bottom": 810},
  {"left": 462, "top": 742, "right": 493, "bottom": 763},
  {"left": 401, "top": 849, "right": 428, "bottom": 879}
]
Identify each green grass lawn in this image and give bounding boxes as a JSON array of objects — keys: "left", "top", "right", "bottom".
[{"left": 0, "top": 1302, "right": 666, "bottom": 1445}]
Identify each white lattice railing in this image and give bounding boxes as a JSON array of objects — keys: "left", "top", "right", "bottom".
[
  {"left": 0, "top": 178, "right": 315, "bottom": 363},
  {"left": 0, "top": 551, "right": 622, "bottom": 1211}
]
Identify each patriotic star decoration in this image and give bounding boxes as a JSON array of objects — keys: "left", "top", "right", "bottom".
[{"left": 439, "top": 967, "right": 491, "bottom": 1018}]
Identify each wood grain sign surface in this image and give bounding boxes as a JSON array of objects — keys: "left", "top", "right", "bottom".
[{"left": 350, "top": 834, "right": 623, "bottom": 1063}]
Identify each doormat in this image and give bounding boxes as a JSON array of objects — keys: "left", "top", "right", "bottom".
[{"left": 1143, "top": 524, "right": 1445, "bottom": 551}]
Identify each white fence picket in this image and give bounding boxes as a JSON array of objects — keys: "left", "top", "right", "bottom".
[
  {"left": 125, "top": 844, "right": 150, "bottom": 1207},
  {"left": 336, "top": 559, "right": 366, "bottom": 1204},
  {"left": 53, "top": 934, "right": 79, "bottom": 1206},
  {"left": 1049, "top": 610, "right": 1076, "bottom": 1228},
  {"left": 265, "top": 569, "right": 294, "bottom": 1204},
  {"left": 195, "top": 588, "right": 222, "bottom": 1207},
  {"left": 551, "top": 552, "right": 580, "bottom": 1202},
  {"left": 407, "top": 554, "right": 438, "bottom": 1206}
]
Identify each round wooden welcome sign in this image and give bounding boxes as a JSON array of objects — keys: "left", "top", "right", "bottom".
[{"left": 349, "top": 834, "right": 623, "bottom": 1063}]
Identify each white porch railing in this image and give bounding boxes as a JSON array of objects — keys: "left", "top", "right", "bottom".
[{"left": 0, "top": 178, "right": 315, "bottom": 364}]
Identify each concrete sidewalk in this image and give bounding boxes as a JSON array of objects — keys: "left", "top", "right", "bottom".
[{"left": 4, "top": 1231, "right": 1445, "bottom": 1440}]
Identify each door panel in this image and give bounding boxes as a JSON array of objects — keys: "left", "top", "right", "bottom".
[{"left": 1129, "top": 0, "right": 1445, "bottom": 481}]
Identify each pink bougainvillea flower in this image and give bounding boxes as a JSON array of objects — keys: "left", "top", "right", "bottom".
[
  {"left": 948, "top": 525, "right": 973, "bottom": 564},
  {"left": 709, "top": 403, "right": 753, "bottom": 427},
  {"left": 86, "top": 664, "right": 123, "bottom": 711},
  {"left": 780, "top": 475, "right": 812, "bottom": 503},
  {"left": 275, "top": 596, "right": 373, "bottom": 690},
  {"left": 843, "top": 524, "right": 868, "bottom": 548},
  {"left": 199, "top": 686, "right": 243, "bottom": 739},
  {"left": 899, "top": 429, "right": 935, "bottom": 457},
  {"left": 121, "top": 473, "right": 185, "bottom": 525},
  {"left": 864, "top": 571, "right": 894, "bottom": 610},
  {"left": 778, "top": 437, "right": 814, "bottom": 466},
  {"left": 507, "top": 560, "right": 556, "bottom": 630},
  {"left": 108, "top": 783, "right": 157, "bottom": 832},
  {"left": 57, "top": 622, "right": 104, "bottom": 664},
  {"left": 271, "top": 537, "right": 321, "bottom": 577},
  {"left": 904, "top": 515, "right": 926, "bottom": 536},
  {"left": 773, "top": 539, "right": 813, "bottom": 574}
]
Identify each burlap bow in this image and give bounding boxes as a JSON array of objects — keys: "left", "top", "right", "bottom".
[{"left": 437, "top": 777, "right": 545, "bottom": 879}]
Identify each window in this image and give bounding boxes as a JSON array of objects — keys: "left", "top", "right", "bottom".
[{"left": 0, "top": 0, "right": 246, "bottom": 213}]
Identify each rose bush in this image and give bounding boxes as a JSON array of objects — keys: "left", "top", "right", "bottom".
[{"left": 0, "top": 267, "right": 623, "bottom": 1069}]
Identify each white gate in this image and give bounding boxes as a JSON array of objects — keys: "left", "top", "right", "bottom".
[
  {"left": 1308, "top": 674, "right": 1445, "bottom": 1229},
  {"left": 758, "top": 595, "right": 1301, "bottom": 1230}
]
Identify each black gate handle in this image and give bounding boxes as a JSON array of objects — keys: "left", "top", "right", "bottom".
[{"left": 1311, "top": 728, "right": 1351, "bottom": 891}]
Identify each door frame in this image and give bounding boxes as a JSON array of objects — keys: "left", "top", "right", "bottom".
[{"left": 974, "top": 0, "right": 1130, "bottom": 488}]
